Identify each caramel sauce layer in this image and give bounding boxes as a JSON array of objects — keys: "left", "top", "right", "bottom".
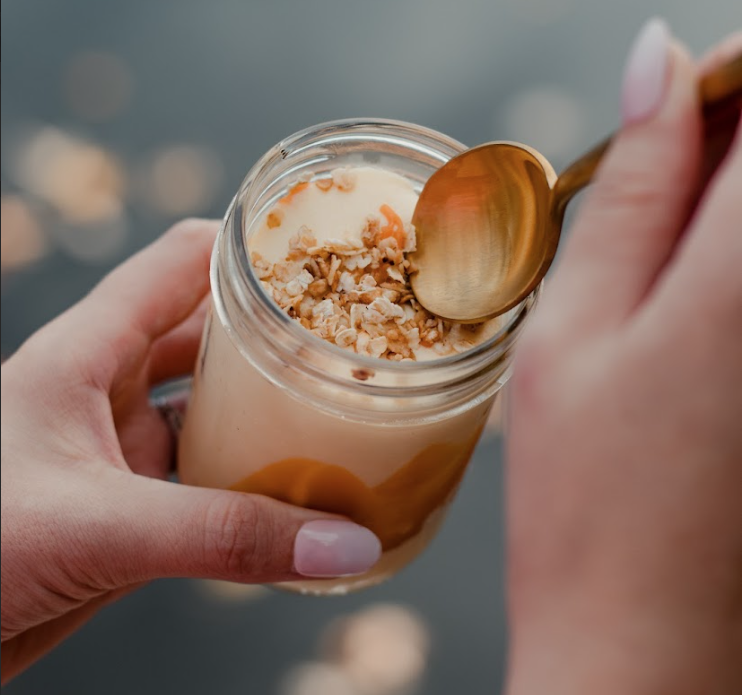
[{"left": 229, "top": 434, "right": 481, "bottom": 551}]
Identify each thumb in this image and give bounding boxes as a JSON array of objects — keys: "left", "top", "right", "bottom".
[
  {"left": 542, "top": 19, "right": 701, "bottom": 332},
  {"left": 96, "top": 474, "right": 382, "bottom": 585}
]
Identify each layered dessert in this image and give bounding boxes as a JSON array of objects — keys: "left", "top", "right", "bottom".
[{"left": 179, "top": 165, "right": 503, "bottom": 593}]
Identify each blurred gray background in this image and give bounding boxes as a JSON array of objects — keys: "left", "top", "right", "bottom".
[{"left": 2, "top": 1, "right": 738, "bottom": 694}]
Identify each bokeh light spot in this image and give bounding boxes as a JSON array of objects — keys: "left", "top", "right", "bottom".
[
  {"left": 280, "top": 662, "right": 358, "bottom": 695},
  {"left": 500, "top": 86, "right": 588, "bottom": 162},
  {"left": 1, "top": 194, "right": 48, "bottom": 271},
  {"left": 144, "top": 145, "right": 224, "bottom": 217},
  {"left": 13, "top": 127, "right": 126, "bottom": 224},
  {"left": 322, "top": 603, "right": 430, "bottom": 695},
  {"left": 50, "top": 216, "right": 128, "bottom": 264}
]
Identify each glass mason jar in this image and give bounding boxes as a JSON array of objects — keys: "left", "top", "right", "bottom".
[{"left": 178, "top": 118, "right": 539, "bottom": 595}]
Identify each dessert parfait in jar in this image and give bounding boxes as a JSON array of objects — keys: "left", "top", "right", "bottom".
[{"left": 178, "top": 119, "right": 539, "bottom": 595}]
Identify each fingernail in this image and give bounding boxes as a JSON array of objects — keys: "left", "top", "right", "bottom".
[
  {"left": 621, "top": 17, "right": 671, "bottom": 125},
  {"left": 294, "top": 520, "right": 381, "bottom": 578}
]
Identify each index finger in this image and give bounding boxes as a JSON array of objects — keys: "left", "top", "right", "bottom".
[
  {"left": 698, "top": 32, "right": 742, "bottom": 74},
  {"left": 66, "top": 218, "right": 219, "bottom": 387},
  {"left": 646, "top": 115, "right": 742, "bottom": 334}
]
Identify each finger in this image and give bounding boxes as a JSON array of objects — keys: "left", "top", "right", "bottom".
[
  {"left": 62, "top": 219, "right": 219, "bottom": 388},
  {"left": 698, "top": 31, "right": 742, "bottom": 74},
  {"left": 697, "top": 34, "right": 742, "bottom": 190},
  {"left": 649, "top": 115, "right": 742, "bottom": 327},
  {"left": 148, "top": 295, "right": 210, "bottom": 385},
  {"left": 118, "top": 402, "right": 174, "bottom": 479},
  {"left": 93, "top": 473, "right": 382, "bottom": 586},
  {"left": 540, "top": 22, "right": 701, "bottom": 334}
]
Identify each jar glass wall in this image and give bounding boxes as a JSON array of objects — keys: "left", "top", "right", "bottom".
[{"left": 178, "top": 119, "right": 539, "bottom": 594}]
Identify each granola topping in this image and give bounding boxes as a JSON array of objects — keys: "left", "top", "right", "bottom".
[{"left": 250, "top": 167, "right": 490, "bottom": 361}]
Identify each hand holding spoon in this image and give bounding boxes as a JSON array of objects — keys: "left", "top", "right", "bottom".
[{"left": 410, "top": 53, "right": 742, "bottom": 322}]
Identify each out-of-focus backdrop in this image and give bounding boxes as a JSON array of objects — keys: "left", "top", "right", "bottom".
[{"left": 2, "top": 2, "right": 737, "bottom": 693}]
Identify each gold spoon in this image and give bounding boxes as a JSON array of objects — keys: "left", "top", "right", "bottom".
[{"left": 410, "top": 53, "right": 742, "bottom": 323}]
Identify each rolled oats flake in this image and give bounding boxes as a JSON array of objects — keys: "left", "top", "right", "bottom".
[
  {"left": 337, "top": 271, "right": 356, "bottom": 294},
  {"left": 333, "top": 168, "right": 357, "bottom": 192},
  {"left": 368, "top": 336, "right": 388, "bottom": 358},
  {"left": 335, "top": 327, "right": 358, "bottom": 347}
]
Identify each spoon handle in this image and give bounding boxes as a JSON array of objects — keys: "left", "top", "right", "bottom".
[{"left": 552, "top": 53, "right": 742, "bottom": 219}]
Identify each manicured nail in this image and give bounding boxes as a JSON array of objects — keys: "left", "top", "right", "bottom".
[
  {"left": 621, "top": 17, "right": 671, "bottom": 125},
  {"left": 294, "top": 520, "right": 381, "bottom": 577}
]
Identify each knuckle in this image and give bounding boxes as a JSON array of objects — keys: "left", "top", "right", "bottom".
[
  {"left": 590, "top": 169, "right": 669, "bottom": 216},
  {"left": 10, "top": 325, "right": 87, "bottom": 392},
  {"left": 203, "top": 495, "right": 265, "bottom": 578},
  {"left": 591, "top": 125, "right": 698, "bottom": 220}
]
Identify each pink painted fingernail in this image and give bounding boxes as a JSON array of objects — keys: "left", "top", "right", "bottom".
[
  {"left": 621, "top": 17, "right": 671, "bottom": 125},
  {"left": 294, "top": 520, "right": 381, "bottom": 577}
]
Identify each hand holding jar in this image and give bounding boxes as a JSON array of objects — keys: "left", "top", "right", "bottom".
[{"left": 0, "top": 220, "right": 382, "bottom": 684}]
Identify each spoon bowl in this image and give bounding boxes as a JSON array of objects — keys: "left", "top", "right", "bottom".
[{"left": 411, "top": 142, "right": 557, "bottom": 322}]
